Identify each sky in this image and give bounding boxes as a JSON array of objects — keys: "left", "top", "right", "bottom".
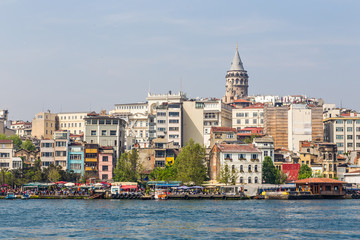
[{"left": 1, "top": 0, "right": 359, "bottom": 121}]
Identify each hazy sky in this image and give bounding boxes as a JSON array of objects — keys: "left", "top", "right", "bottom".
[{"left": 1, "top": 0, "right": 359, "bottom": 121}]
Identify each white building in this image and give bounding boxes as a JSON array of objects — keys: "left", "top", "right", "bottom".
[
  {"left": 210, "top": 143, "right": 263, "bottom": 184},
  {"left": 10, "top": 121, "right": 32, "bottom": 137},
  {"left": 232, "top": 105, "right": 264, "bottom": 131},
  {"left": 252, "top": 95, "right": 280, "bottom": 105},
  {"left": 253, "top": 137, "right": 274, "bottom": 161},
  {"left": 58, "top": 112, "right": 89, "bottom": 135},
  {"left": 288, "top": 104, "right": 312, "bottom": 153}
]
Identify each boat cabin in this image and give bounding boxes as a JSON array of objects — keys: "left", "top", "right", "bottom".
[{"left": 295, "top": 178, "right": 346, "bottom": 196}]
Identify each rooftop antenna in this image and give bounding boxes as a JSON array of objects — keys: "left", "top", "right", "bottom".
[{"left": 148, "top": 80, "right": 151, "bottom": 94}]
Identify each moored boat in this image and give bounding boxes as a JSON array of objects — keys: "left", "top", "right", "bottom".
[
  {"left": 21, "top": 194, "right": 30, "bottom": 200},
  {"left": 5, "top": 192, "right": 16, "bottom": 200}
]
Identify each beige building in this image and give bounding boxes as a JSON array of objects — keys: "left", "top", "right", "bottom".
[
  {"left": 58, "top": 112, "right": 89, "bottom": 135},
  {"left": 40, "top": 139, "right": 55, "bottom": 167},
  {"left": 324, "top": 115, "right": 360, "bottom": 154},
  {"left": 264, "top": 106, "right": 289, "bottom": 150},
  {"left": 32, "top": 111, "right": 58, "bottom": 139},
  {"left": 54, "top": 130, "right": 70, "bottom": 170},
  {"left": 182, "top": 99, "right": 232, "bottom": 148},
  {"left": 209, "top": 127, "right": 237, "bottom": 148},
  {"left": 232, "top": 105, "right": 264, "bottom": 131},
  {"left": 0, "top": 140, "right": 14, "bottom": 169}
]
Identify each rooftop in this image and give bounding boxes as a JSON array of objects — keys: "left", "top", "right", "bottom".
[
  {"left": 211, "top": 127, "right": 236, "bottom": 133},
  {"left": 295, "top": 178, "right": 346, "bottom": 184},
  {"left": 217, "top": 143, "right": 261, "bottom": 153}
]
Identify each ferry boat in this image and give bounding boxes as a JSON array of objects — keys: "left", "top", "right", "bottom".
[
  {"left": 154, "top": 189, "right": 168, "bottom": 200},
  {"left": 21, "top": 193, "right": 30, "bottom": 200}
]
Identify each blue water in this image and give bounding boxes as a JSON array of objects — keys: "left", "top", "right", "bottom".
[{"left": 0, "top": 199, "right": 359, "bottom": 239}]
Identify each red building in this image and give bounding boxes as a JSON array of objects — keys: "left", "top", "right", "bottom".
[{"left": 282, "top": 163, "right": 301, "bottom": 181}]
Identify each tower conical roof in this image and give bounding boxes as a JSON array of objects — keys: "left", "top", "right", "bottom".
[{"left": 229, "top": 44, "right": 244, "bottom": 71}]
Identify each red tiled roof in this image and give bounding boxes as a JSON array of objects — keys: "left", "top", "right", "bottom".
[
  {"left": 211, "top": 127, "right": 236, "bottom": 133},
  {"left": 348, "top": 170, "right": 360, "bottom": 174},
  {"left": 217, "top": 144, "right": 261, "bottom": 153},
  {"left": 337, "top": 154, "right": 347, "bottom": 160},
  {"left": 295, "top": 178, "right": 346, "bottom": 184},
  {"left": 0, "top": 140, "right": 12, "bottom": 144},
  {"left": 233, "top": 99, "right": 251, "bottom": 103}
]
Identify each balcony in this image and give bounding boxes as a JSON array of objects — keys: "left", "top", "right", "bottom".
[
  {"left": 85, "top": 158, "right": 97, "bottom": 162},
  {"left": 238, "top": 158, "right": 246, "bottom": 161},
  {"left": 85, "top": 166, "right": 98, "bottom": 172},
  {"left": 224, "top": 158, "right": 233, "bottom": 162},
  {"left": 251, "top": 158, "right": 259, "bottom": 162}
]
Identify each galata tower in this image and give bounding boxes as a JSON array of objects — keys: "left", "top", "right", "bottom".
[{"left": 223, "top": 44, "right": 249, "bottom": 104}]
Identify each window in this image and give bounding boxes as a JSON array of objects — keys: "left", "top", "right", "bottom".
[
  {"left": 102, "top": 130, "right": 106, "bottom": 136},
  {"left": 240, "top": 165, "right": 243, "bottom": 172},
  {"left": 169, "top": 127, "right": 179, "bottom": 131},
  {"left": 253, "top": 119, "right": 257, "bottom": 124},
  {"left": 253, "top": 112, "right": 258, "bottom": 117},
  {"left": 227, "top": 134, "right": 234, "bottom": 138},
  {"left": 157, "top": 128, "right": 166, "bottom": 132},
  {"left": 157, "top": 112, "right": 166, "bottom": 117},
  {"left": 240, "top": 177, "right": 243, "bottom": 183},
  {"left": 92, "top": 119, "right": 97, "bottom": 124},
  {"left": 106, "top": 120, "right": 112, "bottom": 125},
  {"left": 347, "top": 143, "right": 353, "bottom": 147},
  {"left": 169, "top": 119, "right": 179, "bottom": 123},
  {"left": 55, "top": 151, "right": 66, "bottom": 157},
  {"left": 336, "top": 143, "right": 344, "bottom": 147},
  {"left": 336, "top": 120, "right": 344, "bottom": 124},
  {"left": 225, "top": 154, "right": 232, "bottom": 160},
  {"left": 251, "top": 154, "right": 258, "bottom": 159},
  {"left": 155, "top": 160, "right": 165, "bottom": 167},
  {"left": 91, "top": 130, "right": 96, "bottom": 136},
  {"left": 169, "top": 112, "right": 179, "bottom": 117},
  {"left": 103, "top": 156, "right": 108, "bottom": 162},
  {"left": 347, "top": 120, "right": 353, "bottom": 124},
  {"left": 248, "top": 177, "right": 252, "bottom": 184},
  {"left": 347, "top": 135, "right": 353, "bottom": 140},
  {"left": 237, "top": 119, "right": 241, "bottom": 124},
  {"left": 56, "top": 141, "right": 66, "bottom": 147},
  {"left": 254, "top": 177, "right": 258, "bottom": 184},
  {"left": 255, "top": 165, "right": 258, "bottom": 172},
  {"left": 157, "top": 120, "right": 166, "bottom": 124},
  {"left": 264, "top": 151, "right": 268, "bottom": 156},
  {"left": 102, "top": 166, "right": 108, "bottom": 171},
  {"left": 357, "top": 135, "right": 360, "bottom": 140},
  {"left": 85, "top": 153, "right": 97, "bottom": 158},
  {"left": 70, "top": 154, "right": 82, "bottom": 160},
  {"left": 41, "top": 152, "right": 53, "bottom": 157},
  {"left": 347, "top": 127, "right": 353, "bottom": 132},
  {"left": 99, "top": 119, "right": 104, "bottom": 125},
  {"left": 238, "top": 154, "right": 246, "bottom": 159},
  {"left": 110, "top": 130, "right": 116, "bottom": 136},
  {"left": 102, "top": 174, "right": 108, "bottom": 180},
  {"left": 113, "top": 120, "right": 118, "bottom": 125},
  {"left": 336, "top": 127, "right": 344, "bottom": 132},
  {"left": 248, "top": 165, "right": 251, "bottom": 172},
  {"left": 336, "top": 135, "right": 344, "bottom": 140},
  {"left": 169, "top": 135, "right": 179, "bottom": 139},
  {"left": 0, "top": 153, "right": 10, "bottom": 158}
]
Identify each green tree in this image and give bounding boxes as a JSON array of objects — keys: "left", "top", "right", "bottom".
[
  {"left": 244, "top": 134, "right": 261, "bottom": 144},
  {"left": 113, "top": 149, "right": 142, "bottom": 182},
  {"left": 48, "top": 167, "right": 61, "bottom": 182},
  {"left": 298, "top": 164, "right": 312, "bottom": 180},
  {"left": 275, "top": 170, "right": 288, "bottom": 184},
  {"left": 150, "top": 166, "right": 176, "bottom": 181},
  {"left": 173, "top": 139, "right": 207, "bottom": 185},
  {"left": 9, "top": 135, "right": 22, "bottom": 150},
  {"left": 22, "top": 140, "right": 36, "bottom": 151},
  {"left": 5, "top": 171, "right": 15, "bottom": 187},
  {"left": 262, "top": 156, "right": 278, "bottom": 184},
  {"left": 217, "top": 163, "right": 239, "bottom": 185}
]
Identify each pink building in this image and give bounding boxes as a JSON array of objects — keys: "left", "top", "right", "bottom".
[{"left": 98, "top": 147, "right": 115, "bottom": 180}]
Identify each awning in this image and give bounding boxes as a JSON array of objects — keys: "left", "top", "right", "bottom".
[
  {"left": 155, "top": 183, "right": 180, "bottom": 187},
  {"left": 121, "top": 185, "right": 138, "bottom": 189}
]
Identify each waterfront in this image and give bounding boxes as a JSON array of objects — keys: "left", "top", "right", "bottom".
[{"left": 1, "top": 200, "right": 360, "bottom": 239}]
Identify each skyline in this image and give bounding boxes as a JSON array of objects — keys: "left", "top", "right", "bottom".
[{"left": 1, "top": 0, "right": 360, "bottom": 121}]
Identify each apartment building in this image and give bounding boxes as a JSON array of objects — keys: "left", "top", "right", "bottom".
[
  {"left": 84, "top": 143, "right": 99, "bottom": 178},
  {"left": 324, "top": 114, "right": 360, "bottom": 154},
  {"left": 0, "top": 140, "right": 13, "bottom": 169},
  {"left": 32, "top": 111, "right": 58, "bottom": 139},
  {"left": 155, "top": 102, "right": 182, "bottom": 147},
  {"left": 10, "top": 121, "right": 32, "bottom": 137},
  {"left": 54, "top": 130, "right": 69, "bottom": 170},
  {"left": 210, "top": 143, "right": 263, "bottom": 184},
  {"left": 98, "top": 147, "right": 115, "bottom": 180},
  {"left": 58, "top": 112, "right": 89, "bottom": 135},
  {"left": 84, "top": 115, "right": 126, "bottom": 158},
  {"left": 68, "top": 143, "right": 84, "bottom": 176},
  {"left": 232, "top": 104, "right": 264, "bottom": 131},
  {"left": 40, "top": 139, "right": 55, "bottom": 167}
]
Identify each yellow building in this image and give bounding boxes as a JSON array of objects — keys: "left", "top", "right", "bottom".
[{"left": 31, "top": 111, "right": 58, "bottom": 139}]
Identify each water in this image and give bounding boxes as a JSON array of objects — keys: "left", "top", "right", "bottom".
[{"left": 0, "top": 199, "right": 359, "bottom": 239}]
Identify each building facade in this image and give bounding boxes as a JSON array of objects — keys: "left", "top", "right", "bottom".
[
  {"left": 58, "top": 112, "right": 89, "bottom": 135},
  {"left": 210, "top": 143, "right": 263, "bottom": 184},
  {"left": 232, "top": 105, "right": 264, "bottom": 131},
  {"left": 68, "top": 143, "right": 84, "bottom": 176},
  {"left": 32, "top": 111, "right": 58, "bottom": 139}
]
